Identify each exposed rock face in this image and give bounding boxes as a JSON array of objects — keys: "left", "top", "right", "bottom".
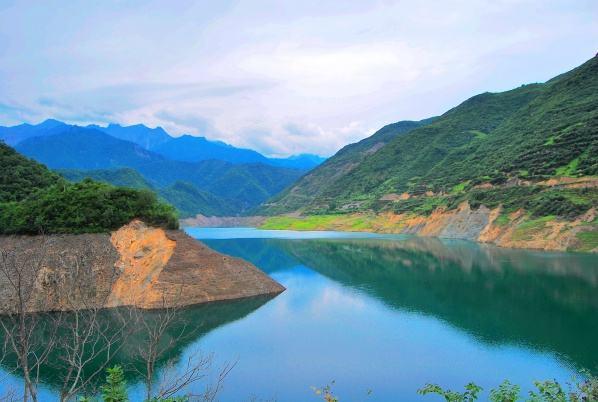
[
  {"left": 395, "top": 205, "right": 596, "bottom": 252},
  {"left": 107, "top": 221, "right": 177, "bottom": 308},
  {"left": 109, "top": 221, "right": 285, "bottom": 308},
  {"left": 258, "top": 203, "right": 597, "bottom": 252},
  {"left": 0, "top": 220, "right": 284, "bottom": 314}
]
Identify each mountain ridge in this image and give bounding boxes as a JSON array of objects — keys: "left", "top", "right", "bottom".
[
  {"left": 12, "top": 126, "right": 304, "bottom": 217},
  {"left": 257, "top": 55, "right": 598, "bottom": 252},
  {"left": 0, "top": 119, "right": 325, "bottom": 170},
  {"left": 261, "top": 56, "right": 597, "bottom": 215}
]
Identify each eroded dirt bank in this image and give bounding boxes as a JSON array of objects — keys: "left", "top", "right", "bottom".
[
  {"left": 259, "top": 203, "right": 597, "bottom": 253},
  {"left": 0, "top": 220, "right": 284, "bottom": 313},
  {"left": 399, "top": 202, "right": 597, "bottom": 252}
]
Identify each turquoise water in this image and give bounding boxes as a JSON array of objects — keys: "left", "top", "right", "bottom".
[
  {"left": 185, "top": 226, "right": 407, "bottom": 240},
  {"left": 1, "top": 229, "right": 597, "bottom": 400},
  {"left": 187, "top": 229, "right": 597, "bottom": 401}
]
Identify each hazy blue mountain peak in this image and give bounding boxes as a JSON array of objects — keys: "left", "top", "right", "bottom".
[
  {"left": 0, "top": 118, "right": 326, "bottom": 170},
  {"left": 38, "top": 118, "right": 66, "bottom": 128}
]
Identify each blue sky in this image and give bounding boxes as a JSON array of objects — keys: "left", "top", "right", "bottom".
[{"left": 0, "top": 0, "right": 596, "bottom": 157}]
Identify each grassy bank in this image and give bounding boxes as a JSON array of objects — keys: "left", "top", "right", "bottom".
[{"left": 260, "top": 214, "right": 397, "bottom": 232}]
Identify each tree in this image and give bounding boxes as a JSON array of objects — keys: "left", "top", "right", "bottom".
[
  {"left": 0, "top": 236, "right": 134, "bottom": 402},
  {"left": 100, "top": 366, "right": 128, "bottom": 402},
  {"left": 0, "top": 236, "right": 233, "bottom": 402},
  {"left": 418, "top": 382, "right": 482, "bottom": 402},
  {"left": 49, "top": 244, "right": 136, "bottom": 402},
  {"left": 0, "top": 237, "right": 57, "bottom": 402},
  {"left": 131, "top": 293, "right": 235, "bottom": 402}
]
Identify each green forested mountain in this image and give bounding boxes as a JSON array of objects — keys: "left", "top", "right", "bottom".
[
  {"left": 261, "top": 55, "right": 598, "bottom": 216},
  {"left": 259, "top": 118, "right": 433, "bottom": 214},
  {"left": 13, "top": 127, "right": 304, "bottom": 216},
  {"left": 158, "top": 181, "right": 239, "bottom": 217},
  {"left": 58, "top": 168, "right": 239, "bottom": 218},
  {"left": 58, "top": 168, "right": 154, "bottom": 190},
  {"left": 0, "top": 143, "right": 177, "bottom": 234},
  {"left": 0, "top": 142, "right": 63, "bottom": 202}
]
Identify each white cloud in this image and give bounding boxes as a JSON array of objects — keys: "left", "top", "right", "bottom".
[{"left": 0, "top": 0, "right": 596, "bottom": 156}]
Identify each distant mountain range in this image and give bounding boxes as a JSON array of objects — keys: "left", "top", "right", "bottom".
[
  {"left": 1, "top": 119, "right": 325, "bottom": 170},
  {"left": 0, "top": 120, "right": 314, "bottom": 217}
]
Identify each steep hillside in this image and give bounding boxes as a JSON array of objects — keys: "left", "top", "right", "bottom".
[
  {"left": 0, "top": 144, "right": 177, "bottom": 234},
  {"left": 258, "top": 56, "right": 598, "bottom": 252},
  {"left": 262, "top": 56, "right": 597, "bottom": 216},
  {"left": 15, "top": 127, "right": 304, "bottom": 216},
  {"left": 58, "top": 167, "right": 154, "bottom": 190},
  {"left": 0, "top": 142, "right": 63, "bottom": 202},
  {"left": 259, "top": 118, "right": 433, "bottom": 214},
  {"left": 0, "top": 220, "right": 284, "bottom": 313}
]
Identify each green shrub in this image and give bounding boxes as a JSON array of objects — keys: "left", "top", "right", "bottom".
[
  {"left": 100, "top": 366, "right": 128, "bottom": 402},
  {"left": 0, "top": 179, "right": 178, "bottom": 234},
  {"left": 419, "top": 375, "right": 598, "bottom": 402}
]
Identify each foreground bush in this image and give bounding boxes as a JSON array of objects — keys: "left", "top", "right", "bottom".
[
  {"left": 310, "top": 376, "right": 598, "bottom": 402},
  {"left": 418, "top": 376, "right": 598, "bottom": 402}
]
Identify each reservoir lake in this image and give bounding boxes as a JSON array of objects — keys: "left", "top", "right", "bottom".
[{"left": 2, "top": 228, "right": 597, "bottom": 401}]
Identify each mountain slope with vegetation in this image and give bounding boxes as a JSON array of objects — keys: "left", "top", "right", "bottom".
[
  {"left": 0, "top": 140, "right": 62, "bottom": 202},
  {"left": 0, "top": 119, "right": 323, "bottom": 216},
  {"left": 58, "top": 167, "right": 154, "bottom": 190},
  {"left": 12, "top": 127, "right": 304, "bottom": 216},
  {"left": 0, "top": 143, "right": 177, "bottom": 234},
  {"left": 259, "top": 56, "right": 598, "bottom": 252},
  {"left": 58, "top": 168, "right": 239, "bottom": 218},
  {"left": 259, "top": 118, "right": 434, "bottom": 214}
]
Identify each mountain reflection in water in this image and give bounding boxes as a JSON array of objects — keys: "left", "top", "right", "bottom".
[
  {"left": 204, "top": 236, "right": 598, "bottom": 374},
  {"left": 1, "top": 232, "right": 596, "bottom": 401},
  {"left": 0, "top": 296, "right": 273, "bottom": 392}
]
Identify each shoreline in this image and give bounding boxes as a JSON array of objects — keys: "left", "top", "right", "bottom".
[{"left": 184, "top": 204, "right": 598, "bottom": 253}]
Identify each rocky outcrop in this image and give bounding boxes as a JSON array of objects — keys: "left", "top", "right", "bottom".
[
  {"left": 396, "top": 205, "right": 596, "bottom": 252},
  {"left": 0, "top": 220, "right": 284, "bottom": 314}
]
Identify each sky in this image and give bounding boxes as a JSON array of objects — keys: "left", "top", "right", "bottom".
[{"left": 0, "top": 1, "right": 596, "bottom": 157}]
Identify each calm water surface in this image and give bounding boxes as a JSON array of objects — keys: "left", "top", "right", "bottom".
[{"left": 2, "top": 228, "right": 597, "bottom": 401}]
